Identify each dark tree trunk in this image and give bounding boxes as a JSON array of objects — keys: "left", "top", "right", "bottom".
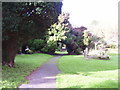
[{"left": 2, "top": 35, "right": 18, "bottom": 67}]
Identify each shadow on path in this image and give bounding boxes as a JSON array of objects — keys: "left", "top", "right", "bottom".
[
  {"left": 50, "top": 53, "right": 69, "bottom": 56},
  {"left": 19, "top": 56, "right": 61, "bottom": 88}
]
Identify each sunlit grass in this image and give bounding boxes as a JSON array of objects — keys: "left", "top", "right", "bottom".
[
  {"left": 55, "top": 51, "right": 68, "bottom": 54},
  {"left": 57, "top": 54, "right": 118, "bottom": 88},
  {"left": 2, "top": 53, "right": 54, "bottom": 88}
]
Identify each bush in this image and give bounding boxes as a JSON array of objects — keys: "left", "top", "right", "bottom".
[
  {"left": 28, "top": 39, "right": 57, "bottom": 54},
  {"left": 63, "top": 27, "right": 85, "bottom": 55},
  {"left": 41, "top": 41, "right": 57, "bottom": 54},
  {"left": 75, "top": 48, "right": 82, "bottom": 55},
  {"left": 28, "top": 39, "right": 46, "bottom": 52}
]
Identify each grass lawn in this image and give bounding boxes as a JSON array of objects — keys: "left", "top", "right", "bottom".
[
  {"left": 57, "top": 54, "right": 118, "bottom": 88},
  {"left": 1, "top": 53, "right": 54, "bottom": 88},
  {"left": 55, "top": 51, "right": 68, "bottom": 54}
]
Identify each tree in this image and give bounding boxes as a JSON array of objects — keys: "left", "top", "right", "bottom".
[
  {"left": 43, "top": 13, "right": 87, "bottom": 55},
  {"left": 38, "top": 13, "right": 70, "bottom": 54},
  {"left": 2, "top": 2, "right": 62, "bottom": 67},
  {"left": 27, "top": 13, "right": 87, "bottom": 55},
  {"left": 26, "top": 13, "right": 69, "bottom": 54},
  {"left": 64, "top": 26, "right": 87, "bottom": 55},
  {"left": 57, "top": 13, "right": 87, "bottom": 55}
]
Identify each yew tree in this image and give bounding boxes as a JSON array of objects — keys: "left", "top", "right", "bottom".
[{"left": 2, "top": 2, "right": 62, "bottom": 67}]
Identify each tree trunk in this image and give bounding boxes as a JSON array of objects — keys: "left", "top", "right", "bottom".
[{"left": 2, "top": 38, "right": 18, "bottom": 67}]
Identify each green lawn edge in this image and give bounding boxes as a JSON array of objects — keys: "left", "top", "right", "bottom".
[{"left": 2, "top": 53, "right": 54, "bottom": 88}]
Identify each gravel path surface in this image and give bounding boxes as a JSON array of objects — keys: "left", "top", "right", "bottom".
[{"left": 19, "top": 56, "right": 61, "bottom": 88}]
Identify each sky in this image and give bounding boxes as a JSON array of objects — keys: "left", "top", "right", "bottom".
[{"left": 62, "top": 0, "right": 119, "bottom": 28}]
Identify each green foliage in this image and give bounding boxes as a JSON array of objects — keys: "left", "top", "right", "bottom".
[
  {"left": 2, "top": 2, "right": 62, "bottom": 34},
  {"left": 3, "top": 2, "right": 62, "bottom": 40},
  {"left": 2, "top": 53, "right": 54, "bottom": 88},
  {"left": 27, "top": 13, "right": 87, "bottom": 55},
  {"left": 64, "top": 27, "right": 86, "bottom": 55},
  {"left": 83, "top": 31, "right": 92, "bottom": 46},
  {"left": 28, "top": 13, "right": 70, "bottom": 54},
  {"left": 57, "top": 54, "right": 118, "bottom": 88},
  {"left": 75, "top": 48, "right": 82, "bottom": 55},
  {"left": 27, "top": 13, "right": 88, "bottom": 55},
  {"left": 2, "top": 2, "right": 62, "bottom": 65},
  {"left": 42, "top": 20, "right": 69, "bottom": 53},
  {"left": 48, "top": 23, "right": 67, "bottom": 42},
  {"left": 28, "top": 39, "right": 46, "bottom": 52},
  {"left": 41, "top": 41, "right": 57, "bottom": 53},
  {"left": 27, "top": 17, "right": 68, "bottom": 54},
  {"left": 55, "top": 13, "right": 87, "bottom": 55},
  {"left": 28, "top": 38, "right": 57, "bottom": 54}
]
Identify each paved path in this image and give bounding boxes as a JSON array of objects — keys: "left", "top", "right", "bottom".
[{"left": 19, "top": 56, "right": 61, "bottom": 88}]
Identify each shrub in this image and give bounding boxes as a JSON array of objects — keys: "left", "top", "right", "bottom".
[
  {"left": 41, "top": 41, "right": 57, "bottom": 54},
  {"left": 28, "top": 39, "right": 46, "bottom": 52},
  {"left": 75, "top": 48, "right": 82, "bottom": 55}
]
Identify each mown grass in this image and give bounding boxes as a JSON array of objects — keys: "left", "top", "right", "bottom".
[
  {"left": 55, "top": 51, "right": 68, "bottom": 54},
  {"left": 1, "top": 53, "right": 54, "bottom": 88},
  {"left": 57, "top": 54, "right": 118, "bottom": 88}
]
